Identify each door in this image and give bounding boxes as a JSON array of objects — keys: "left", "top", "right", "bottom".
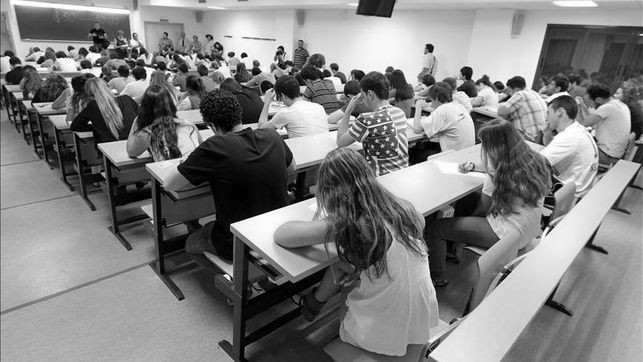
[{"left": 144, "top": 22, "right": 184, "bottom": 54}]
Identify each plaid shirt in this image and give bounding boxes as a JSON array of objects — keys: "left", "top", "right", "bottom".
[
  {"left": 348, "top": 105, "right": 409, "bottom": 176},
  {"left": 503, "top": 89, "right": 547, "bottom": 141}
]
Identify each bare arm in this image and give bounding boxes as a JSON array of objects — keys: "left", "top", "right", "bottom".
[
  {"left": 258, "top": 88, "right": 274, "bottom": 126},
  {"left": 412, "top": 99, "right": 427, "bottom": 133},
  {"left": 497, "top": 104, "right": 511, "bottom": 117},
  {"left": 165, "top": 165, "right": 194, "bottom": 191},
  {"left": 576, "top": 98, "right": 602, "bottom": 127},
  {"left": 472, "top": 193, "right": 492, "bottom": 217},
  {"left": 337, "top": 94, "right": 361, "bottom": 147},
  {"left": 274, "top": 219, "right": 329, "bottom": 248}
]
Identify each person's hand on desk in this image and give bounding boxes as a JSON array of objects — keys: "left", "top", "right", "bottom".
[{"left": 458, "top": 161, "right": 485, "bottom": 174}]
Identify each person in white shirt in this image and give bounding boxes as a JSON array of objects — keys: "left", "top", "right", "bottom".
[
  {"left": 25, "top": 47, "right": 44, "bottom": 62},
  {"left": 543, "top": 75, "right": 571, "bottom": 103},
  {"left": 120, "top": 66, "right": 149, "bottom": 103},
  {"left": 471, "top": 75, "right": 499, "bottom": 108},
  {"left": 86, "top": 46, "right": 101, "bottom": 65},
  {"left": 417, "top": 43, "right": 437, "bottom": 82},
  {"left": 541, "top": 95, "right": 598, "bottom": 199},
  {"left": 443, "top": 77, "right": 472, "bottom": 112},
  {"left": 577, "top": 83, "right": 631, "bottom": 165},
  {"left": 108, "top": 65, "right": 133, "bottom": 95},
  {"left": 412, "top": 82, "right": 475, "bottom": 153},
  {"left": 0, "top": 50, "right": 13, "bottom": 73},
  {"left": 53, "top": 51, "right": 79, "bottom": 72},
  {"left": 130, "top": 32, "right": 144, "bottom": 50},
  {"left": 258, "top": 75, "right": 328, "bottom": 138}
]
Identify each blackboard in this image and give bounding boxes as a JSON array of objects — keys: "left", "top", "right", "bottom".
[{"left": 14, "top": 5, "right": 131, "bottom": 42}]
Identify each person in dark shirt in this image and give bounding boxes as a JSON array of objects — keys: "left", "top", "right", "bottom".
[
  {"left": 220, "top": 78, "right": 264, "bottom": 124},
  {"left": 71, "top": 78, "right": 138, "bottom": 143},
  {"left": 88, "top": 22, "right": 107, "bottom": 51},
  {"left": 31, "top": 72, "right": 68, "bottom": 103},
  {"left": 5, "top": 57, "right": 23, "bottom": 84},
  {"left": 457, "top": 66, "right": 478, "bottom": 98},
  {"left": 164, "top": 89, "right": 295, "bottom": 265}
]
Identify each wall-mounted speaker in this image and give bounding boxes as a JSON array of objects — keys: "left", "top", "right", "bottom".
[
  {"left": 133, "top": 0, "right": 138, "bottom": 11},
  {"left": 198, "top": 0, "right": 206, "bottom": 3},
  {"left": 296, "top": 9, "right": 305, "bottom": 27},
  {"left": 195, "top": 10, "right": 203, "bottom": 23},
  {"left": 511, "top": 11, "right": 525, "bottom": 38}
]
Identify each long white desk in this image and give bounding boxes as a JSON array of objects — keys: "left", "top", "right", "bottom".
[{"left": 430, "top": 160, "right": 641, "bottom": 362}]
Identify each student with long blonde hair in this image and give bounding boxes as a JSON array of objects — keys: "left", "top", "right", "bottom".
[
  {"left": 425, "top": 119, "right": 550, "bottom": 286},
  {"left": 19, "top": 65, "right": 43, "bottom": 100},
  {"left": 275, "top": 147, "right": 438, "bottom": 356},
  {"left": 127, "top": 86, "right": 202, "bottom": 161},
  {"left": 71, "top": 77, "right": 138, "bottom": 143}
]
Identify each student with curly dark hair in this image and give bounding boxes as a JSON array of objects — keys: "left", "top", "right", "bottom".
[
  {"left": 32, "top": 72, "right": 69, "bottom": 103},
  {"left": 163, "top": 89, "right": 295, "bottom": 264}
]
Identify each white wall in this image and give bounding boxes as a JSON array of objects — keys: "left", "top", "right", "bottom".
[
  {"left": 137, "top": 6, "right": 205, "bottom": 53},
  {"left": 202, "top": 9, "right": 295, "bottom": 71},
  {"left": 300, "top": 9, "right": 476, "bottom": 82},
  {"left": 466, "top": 8, "right": 643, "bottom": 87}
]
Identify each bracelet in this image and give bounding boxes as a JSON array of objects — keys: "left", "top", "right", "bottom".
[{"left": 468, "top": 161, "right": 475, "bottom": 171}]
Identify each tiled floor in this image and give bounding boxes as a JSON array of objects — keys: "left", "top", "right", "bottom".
[{"left": 0, "top": 113, "right": 641, "bottom": 361}]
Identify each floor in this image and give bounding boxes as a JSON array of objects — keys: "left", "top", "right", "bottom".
[{"left": 0, "top": 110, "right": 641, "bottom": 361}]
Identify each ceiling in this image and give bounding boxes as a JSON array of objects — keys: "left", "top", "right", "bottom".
[{"left": 140, "top": 0, "right": 643, "bottom": 11}]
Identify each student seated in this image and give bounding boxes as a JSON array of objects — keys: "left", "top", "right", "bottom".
[
  {"left": 443, "top": 77, "right": 472, "bottom": 112},
  {"left": 497, "top": 76, "right": 547, "bottom": 143},
  {"left": 86, "top": 46, "right": 101, "bottom": 65},
  {"left": 53, "top": 51, "right": 79, "bottom": 72},
  {"left": 329, "top": 62, "right": 347, "bottom": 84},
  {"left": 244, "top": 67, "right": 277, "bottom": 89},
  {"left": 415, "top": 73, "right": 436, "bottom": 98},
  {"left": 615, "top": 81, "right": 643, "bottom": 139},
  {"left": 71, "top": 78, "right": 139, "bottom": 143},
  {"left": 149, "top": 70, "right": 181, "bottom": 106},
  {"left": 542, "top": 75, "right": 570, "bottom": 103},
  {"left": 301, "top": 66, "right": 340, "bottom": 114},
  {"left": 108, "top": 65, "right": 133, "bottom": 95},
  {"left": 172, "top": 63, "right": 190, "bottom": 92},
  {"left": 471, "top": 75, "right": 499, "bottom": 108},
  {"left": 457, "top": 66, "right": 478, "bottom": 97},
  {"left": 425, "top": 119, "right": 550, "bottom": 286},
  {"left": 336, "top": 71, "right": 409, "bottom": 176},
  {"left": 163, "top": 89, "right": 295, "bottom": 263},
  {"left": 324, "top": 69, "right": 342, "bottom": 90},
  {"left": 234, "top": 62, "right": 252, "bottom": 83},
  {"left": 258, "top": 75, "right": 328, "bottom": 138},
  {"left": 25, "top": 47, "right": 44, "bottom": 62},
  {"left": 220, "top": 78, "right": 264, "bottom": 125},
  {"left": 412, "top": 82, "right": 475, "bottom": 152},
  {"left": 19, "top": 65, "right": 42, "bottom": 100},
  {"left": 120, "top": 66, "right": 149, "bottom": 103},
  {"left": 210, "top": 71, "right": 225, "bottom": 90},
  {"left": 196, "top": 64, "right": 216, "bottom": 92},
  {"left": 63, "top": 74, "right": 95, "bottom": 124},
  {"left": 275, "top": 147, "right": 438, "bottom": 356},
  {"left": 5, "top": 57, "right": 24, "bottom": 85},
  {"left": 32, "top": 73, "right": 69, "bottom": 103},
  {"left": 541, "top": 95, "right": 598, "bottom": 199},
  {"left": 328, "top": 80, "right": 371, "bottom": 124},
  {"left": 388, "top": 69, "right": 415, "bottom": 118},
  {"left": 178, "top": 75, "right": 206, "bottom": 111},
  {"left": 577, "top": 83, "right": 631, "bottom": 165},
  {"left": 127, "top": 86, "right": 202, "bottom": 161}
]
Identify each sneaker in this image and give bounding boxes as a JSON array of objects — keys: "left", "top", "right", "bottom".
[{"left": 299, "top": 288, "right": 326, "bottom": 322}]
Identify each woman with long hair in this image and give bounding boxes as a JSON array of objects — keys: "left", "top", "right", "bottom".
[
  {"left": 425, "top": 119, "right": 550, "bottom": 286},
  {"left": 31, "top": 72, "right": 68, "bottom": 103},
  {"left": 71, "top": 77, "right": 139, "bottom": 143},
  {"left": 149, "top": 70, "right": 179, "bottom": 105},
  {"left": 127, "top": 86, "right": 202, "bottom": 161},
  {"left": 39, "top": 49, "right": 57, "bottom": 68},
  {"left": 62, "top": 73, "right": 95, "bottom": 123},
  {"left": 137, "top": 47, "right": 154, "bottom": 66},
  {"left": 234, "top": 62, "right": 251, "bottom": 83},
  {"left": 471, "top": 74, "right": 499, "bottom": 107},
  {"left": 178, "top": 74, "right": 206, "bottom": 110},
  {"left": 388, "top": 69, "right": 415, "bottom": 117},
  {"left": 274, "top": 147, "right": 438, "bottom": 356},
  {"left": 19, "top": 65, "right": 43, "bottom": 100}
]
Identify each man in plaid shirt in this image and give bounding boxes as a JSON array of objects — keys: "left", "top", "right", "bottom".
[
  {"left": 498, "top": 76, "right": 547, "bottom": 142},
  {"left": 336, "top": 71, "right": 409, "bottom": 176}
]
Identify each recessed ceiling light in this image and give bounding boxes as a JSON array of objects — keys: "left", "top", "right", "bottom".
[
  {"left": 552, "top": 1, "right": 597, "bottom": 7},
  {"left": 208, "top": 6, "right": 226, "bottom": 9},
  {"left": 347, "top": 3, "right": 358, "bottom": 6}
]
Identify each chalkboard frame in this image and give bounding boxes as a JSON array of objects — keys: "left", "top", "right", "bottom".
[{"left": 14, "top": 4, "right": 131, "bottom": 42}]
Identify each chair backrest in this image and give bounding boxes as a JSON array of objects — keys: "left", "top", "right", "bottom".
[
  {"left": 469, "top": 229, "right": 522, "bottom": 311},
  {"left": 550, "top": 181, "right": 576, "bottom": 221},
  {"left": 623, "top": 132, "right": 637, "bottom": 161}
]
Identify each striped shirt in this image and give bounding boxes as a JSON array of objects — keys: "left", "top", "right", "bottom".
[
  {"left": 293, "top": 47, "right": 309, "bottom": 68},
  {"left": 503, "top": 89, "right": 547, "bottom": 142},
  {"left": 348, "top": 105, "right": 409, "bottom": 176},
  {"left": 302, "top": 79, "right": 340, "bottom": 114}
]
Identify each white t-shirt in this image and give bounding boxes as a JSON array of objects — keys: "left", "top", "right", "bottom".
[
  {"left": 452, "top": 91, "right": 472, "bottom": 112},
  {"left": 594, "top": 99, "right": 631, "bottom": 158},
  {"left": 217, "top": 65, "right": 232, "bottom": 78},
  {"left": 0, "top": 56, "right": 10, "bottom": 73},
  {"left": 120, "top": 79, "right": 150, "bottom": 102},
  {"left": 476, "top": 86, "right": 499, "bottom": 108},
  {"left": 545, "top": 91, "right": 570, "bottom": 103},
  {"left": 54, "top": 58, "right": 78, "bottom": 72},
  {"left": 541, "top": 121, "right": 598, "bottom": 198},
  {"left": 420, "top": 102, "right": 475, "bottom": 151},
  {"left": 340, "top": 236, "right": 438, "bottom": 356},
  {"left": 483, "top": 175, "right": 544, "bottom": 249},
  {"left": 268, "top": 99, "right": 329, "bottom": 138},
  {"left": 327, "top": 76, "right": 342, "bottom": 90},
  {"left": 86, "top": 52, "right": 101, "bottom": 65},
  {"left": 108, "top": 77, "right": 133, "bottom": 95}
]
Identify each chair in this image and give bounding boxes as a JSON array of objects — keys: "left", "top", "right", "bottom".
[
  {"left": 598, "top": 132, "right": 636, "bottom": 173},
  {"left": 324, "top": 231, "right": 523, "bottom": 362},
  {"left": 605, "top": 133, "right": 638, "bottom": 214}
]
